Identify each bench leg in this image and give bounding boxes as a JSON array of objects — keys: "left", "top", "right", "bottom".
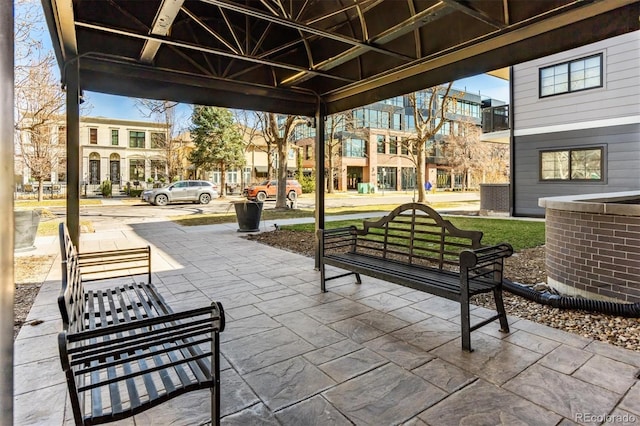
[
  {"left": 211, "top": 331, "right": 221, "bottom": 426},
  {"left": 460, "top": 299, "right": 473, "bottom": 352},
  {"left": 320, "top": 263, "right": 327, "bottom": 293},
  {"left": 355, "top": 273, "right": 361, "bottom": 284},
  {"left": 493, "top": 288, "right": 510, "bottom": 333}
]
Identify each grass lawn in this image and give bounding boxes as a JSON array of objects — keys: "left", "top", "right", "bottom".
[
  {"left": 15, "top": 199, "right": 103, "bottom": 208},
  {"left": 169, "top": 201, "right": 479, "bottom": 226},
  {"left": 284, "top": 216, "right": 545, "bottom": 252}
]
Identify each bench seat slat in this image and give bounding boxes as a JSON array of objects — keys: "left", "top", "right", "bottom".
[{"left": 324, "top": 253, "right": 497, "bottom": 297}]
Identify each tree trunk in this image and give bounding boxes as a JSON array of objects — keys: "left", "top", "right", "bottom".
[
  {"left": 267, "top": 150, "right": 274, "bottom": 179},
  {"left": 275, "top": 141, "right": 288, "bottom": 209},
  {"left": 327, "top": 152, "right": 334, "bottom": 193},
  {"left": 220, "top": 163, "right": 226, "bottom": 197},
  {"left": 416, "top": 144, "right": 427, "bottom": 203},
  {"left": 37, "top": 178, "right": 44, "bottom": 202}
]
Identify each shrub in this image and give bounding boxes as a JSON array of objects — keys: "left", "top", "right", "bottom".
[
  {"left": 99, "top": 180, "right": 112, "bottom": 197},
  {"left": 299, "top": 174, "right": 315, "bottom": 193},
  {"left": 129, "top": 189, "right": 143, "bottom": 197}
]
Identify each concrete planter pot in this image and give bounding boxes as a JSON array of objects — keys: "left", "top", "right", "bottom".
[{"left": 14, "top": 209, "right": 41, "bottom": 252}]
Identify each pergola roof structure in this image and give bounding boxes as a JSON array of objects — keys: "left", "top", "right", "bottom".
[{"left": 42, "top": 0, "right": 638, "bottom": 117}]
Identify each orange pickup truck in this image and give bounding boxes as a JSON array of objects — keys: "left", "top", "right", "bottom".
[{"left": 243, "top": 179, "right": 302, "bottom": 202}]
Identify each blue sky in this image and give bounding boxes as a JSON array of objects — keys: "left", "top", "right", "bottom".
[{"left": 84, "top": 73, "right": 509, "bottom": 122}]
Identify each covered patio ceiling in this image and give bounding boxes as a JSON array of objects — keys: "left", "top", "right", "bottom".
[{"left": 42, "top": 0, "right": 639, "bottom": 117}]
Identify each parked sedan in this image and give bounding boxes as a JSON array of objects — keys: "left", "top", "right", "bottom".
[{"left": 141, "top": 180, "right": 218, "bottom": 206}]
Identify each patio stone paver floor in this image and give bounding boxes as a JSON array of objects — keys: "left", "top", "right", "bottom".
[{"left": 13, "top": 218, "right": 640, "bottom": 425}]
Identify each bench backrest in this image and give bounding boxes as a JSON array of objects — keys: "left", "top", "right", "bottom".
[
  {"left": 59, "top": 221, "right": 77, "bottom": 263},
  {"left": 355, "top": 203, "right": 483, "bottom": 270},
  {"left": 59, "top": 252, "right": 85, "bottom": 333},
  {"left": 58, "top": 223, "right": 85, "bottom": 332}
]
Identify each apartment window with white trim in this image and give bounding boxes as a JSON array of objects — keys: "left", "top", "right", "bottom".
[{"left": 539, "top": 54, "right": 602, "bottom": 97}]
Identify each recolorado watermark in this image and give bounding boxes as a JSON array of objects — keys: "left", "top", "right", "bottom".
[{"left": 575, "top": 413, "right": 637, "bottom": 423}]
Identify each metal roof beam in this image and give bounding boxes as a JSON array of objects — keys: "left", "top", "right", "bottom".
[
  {"left": 440, "top": 0, "right": 507, "bottom": 29},
  {"left": 75, "top": 21, "right": 355, "bottom": 83},
  {"left": 140, "top": 0, "right": 185, "bottom": 63},
  {"left": 281, "top": 2, "right": 451, "bottom": 86},
  {"left": 200, "top": 0, "right": 414, "bottom": 61},
  {"left": 50, "top": 0, "right": 78, "bottom": 62}
]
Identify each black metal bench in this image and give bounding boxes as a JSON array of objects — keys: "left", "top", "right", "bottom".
[
  {"left": 57, "top": 223, "right": 225, "bottom": 425},
  {"left": 317, "top": 203, "right": 513, "bottom": 352}
]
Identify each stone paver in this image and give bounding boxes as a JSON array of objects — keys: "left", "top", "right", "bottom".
[
  {"left": 13, "top": 218, "right": 640, "bottom": 426},
  {"left": 420, "top": 379, "right": 562, "bottom": 425},
  {"left": 504, "top": 364, "right": 621, "bottom": 424}
]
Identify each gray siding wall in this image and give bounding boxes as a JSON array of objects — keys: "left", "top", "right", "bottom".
[
  {"left": 514, "top": 124, "right": 640, "bottom": 216},
  {"left": 512, "top": 30, "right": 640, "bottom": 216},
  {"left": 513, "top": 31, "right": 639, "bottom": 129}
]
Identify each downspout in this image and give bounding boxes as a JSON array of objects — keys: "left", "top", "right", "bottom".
[
  {"left": 504, "top": 280, "right": 640, "bottom": 317},
  {"left": 508, "top": 65, "right": 515, "bottom": 217}
]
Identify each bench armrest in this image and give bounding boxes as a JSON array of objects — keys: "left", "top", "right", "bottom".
[{"left": 459, "top": 243, "right": 513, "bottom": 269}]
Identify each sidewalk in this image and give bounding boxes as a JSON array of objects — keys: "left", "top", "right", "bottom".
[{"left": 14, "top": 214, "right": 640, "bottom": 425}]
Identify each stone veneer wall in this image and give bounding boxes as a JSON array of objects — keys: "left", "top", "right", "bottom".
[{"left": 545, "top": 208, "right": 640, "bottom": 303}]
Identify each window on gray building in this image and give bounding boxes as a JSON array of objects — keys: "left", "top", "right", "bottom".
[
  {"left": 540, "top": 147, "right": 603, "bottom": 181},
  {"left": 540, "top": 54, "right": 602, "bottom": 97}
]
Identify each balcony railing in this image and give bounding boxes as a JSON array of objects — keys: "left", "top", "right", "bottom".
[{"left": 482, "top": 105, "right": 509, "bottom": 133}]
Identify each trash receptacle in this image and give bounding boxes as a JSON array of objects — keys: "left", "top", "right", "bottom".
[
  {"left": 15, "top": 209, "right": 41, "bottom": 251},
  {"left": 234, "top": 201, "right": 263, "bottom": 232}
]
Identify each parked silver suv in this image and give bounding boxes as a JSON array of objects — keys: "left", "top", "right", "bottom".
[{"left": 141, "top": 180, "right": 218, "bottom": 206}]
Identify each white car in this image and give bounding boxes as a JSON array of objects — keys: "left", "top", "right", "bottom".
[{"left": 141, "top": 180, "right": 218, "bottom": 206}]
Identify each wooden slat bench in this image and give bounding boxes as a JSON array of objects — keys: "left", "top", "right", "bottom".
[
  {"left": 317, "top": 203, "right": 513, "bottom": 352},
  {"left": 57, "top": 222, "right": 225, "bottom": 425}
]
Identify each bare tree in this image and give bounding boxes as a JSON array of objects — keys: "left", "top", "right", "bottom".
[
  {"left": 257, "top": 113, "right": 304, "bottom": 208},
  {"left": 404, "top": 84, "right": 457, "bottom": 202},
  {"left": 135, "top": 99, "right": 188, "bottom": 182},
  {"left": 254, "top": 113, "right": 278, "bottom": 179},
  {"left": 233, "top": 110, "right": 262, "bottom": 187},
  {"left": 441, "top": 119, "right": 482, "bottom": 190},
  {"left": 15, "top": 1, "right": 66, "bottom": 201},
  {"left": 474, "top": 142, "right": 510, "bottom": 184}
]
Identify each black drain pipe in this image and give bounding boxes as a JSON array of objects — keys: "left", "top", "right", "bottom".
[{"left": 503, "top": 280, "right": 640, "bottom": 318}]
